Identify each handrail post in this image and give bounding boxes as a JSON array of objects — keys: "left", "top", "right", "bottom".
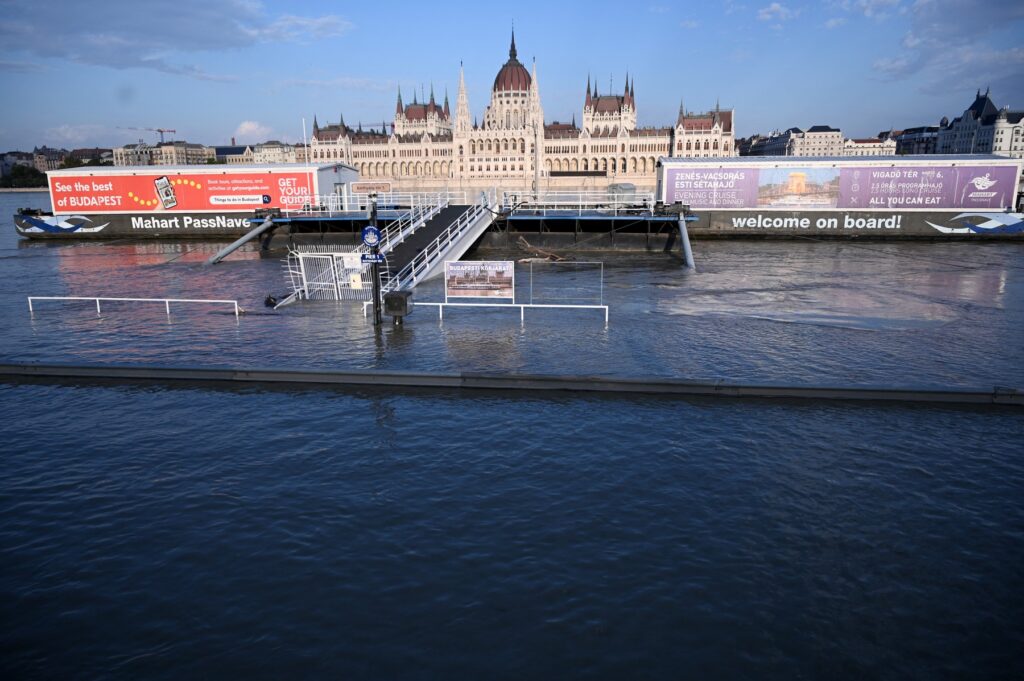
[
  {"left": 96, "top": 299, "right": 101, "bottom": 315},
  {"left": 165, "top": 300, "right": 170, "bottom": 316},
  {"left": 27, "top": 297, "right": 33, "bottom": 313}
]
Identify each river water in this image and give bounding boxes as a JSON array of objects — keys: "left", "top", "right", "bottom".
[{"left": 1, "top": 191, "right": 1022, "bottom": 679}]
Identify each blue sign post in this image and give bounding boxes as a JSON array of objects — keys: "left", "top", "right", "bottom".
[
  {"left": 365, "top": 198, "right": 383, "bottom": 326},
  {"left": 361, "top": 226, "right": 381, "bottom": 248}
]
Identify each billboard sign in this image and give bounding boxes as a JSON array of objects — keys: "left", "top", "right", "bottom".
[
  {"left": 351, "top": 181, "right": 393, "bottom": 194},
  {"left": 445, "top": 261, "right": 515, "bottom": 300},
  {"left": 664, "top": 164, "right": 1017, "bottom": 211},
  {"left": 48, "top": 170, "right": 316, "bottom": 213}
]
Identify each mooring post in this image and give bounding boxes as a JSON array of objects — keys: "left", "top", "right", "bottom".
[
  {"left": 370, "top": 194, "right": 383, "bottom": 326},
  {"left": 678, "top": 217, "right": 695, "bottom": 271}
]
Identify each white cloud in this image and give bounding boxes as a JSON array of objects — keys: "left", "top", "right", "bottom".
[
  {"left": 0, "top": 59, "right": 47, "bottom": 73},
  {"left": 825, "top": 17, "right": 847, "bottom": 28},
  {"left": 279, "top": 76, "right": 395, "bottom": 92},
  {"left": 869, "top": 0, "right": 1024, "bottom": 94},
  {"left": 42, "top": 124, "right": 111, "bottom": 146},
  {"left": 242, "top": 14, "right": 352, "bottom": 41},
  {"left": 234, "top": 121, "right": 273, "bottom": 143},
  {"left": 856, "top": 0, "right": 902, "bottom": 18},
  {"left": 0, "top": 1, "right": 353, "bottom": 81},
  {"left": 649, "top": 5, "right": 670, "bottom": 13},
  {"left": 902, "top": 31, "right": 921, "bottom": 48},
  {"left": 872, "top": 55, "right": 914, "bottom": 77},
  {"left": 680, "top": 19, "right": 700, "bottom": 28},
  {"left": 758, "top": 3, "right": 793, "bottom": 21}
]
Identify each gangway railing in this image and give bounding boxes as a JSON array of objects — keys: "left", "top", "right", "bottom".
[
  {"left": 503, "top": 190, "right": 656, "bottom": 216},
  {"left": 27, "top": 296, "right": 241, "bottom": 318},
  {"left": 273, "top": 194, "right": 449, "bottom": 308},
  {"left": 354, "top": 192, "right": 448, "bottom": 254},
  {"left": 348, "top": 190, "right": 468, "bottom": 211},
  {"left": 381, "top": 189, "right": 499, "bottom": 293},
  {"left": 281, "top": 191, "right": 469, "bottom": 217}
]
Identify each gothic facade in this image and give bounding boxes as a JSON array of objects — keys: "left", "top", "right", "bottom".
[{"left": 307, "top": 33, "right": 737, "bottom": 190}]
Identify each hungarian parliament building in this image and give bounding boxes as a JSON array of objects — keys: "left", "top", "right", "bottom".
[{"left": 307, "top": 32, "right": 736, "bottom": 191}]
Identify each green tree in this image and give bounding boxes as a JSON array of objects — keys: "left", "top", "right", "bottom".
[{"left": 0, "top": 165, "right": 47, "bottom": 188}]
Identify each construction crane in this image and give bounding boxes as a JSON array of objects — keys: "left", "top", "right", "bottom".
[{"left": 117, "top": 127, "right": 177, "bottom": 143}]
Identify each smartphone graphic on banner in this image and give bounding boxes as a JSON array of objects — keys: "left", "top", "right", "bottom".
[{"left": 154, "top": 176, "right": 177, "bottom": 209}]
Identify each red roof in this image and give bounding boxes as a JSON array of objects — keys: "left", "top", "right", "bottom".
[
  {"left": 677, "top": 110, "right": 733, "bottom": 133},
  {"left": 493, "top": 32, "right": 531, "bottom": 92},
  {"left": 592, "top": 95, "right": 625, "bottom": 114},
  {"left": 494, "top": 60, "right": 530, "bottom": 92}
]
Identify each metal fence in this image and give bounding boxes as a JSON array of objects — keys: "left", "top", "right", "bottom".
[{"left": 27, "top": 296, "right": 241, "bottom": 318}]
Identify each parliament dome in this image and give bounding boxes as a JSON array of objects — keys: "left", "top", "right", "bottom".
[{"left": 492, "top": 31, "right": 531, "bottom": 92}]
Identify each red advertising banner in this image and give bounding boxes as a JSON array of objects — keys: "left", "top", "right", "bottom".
[{"left": 49, "top": 170, "right": 316, "bottom": 213}]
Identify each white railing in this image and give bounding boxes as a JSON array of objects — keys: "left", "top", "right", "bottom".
[
  {"left": 503, "top": 190, "right": 656, "bottom": 216},
  {"left": 283, "top": 193, "right": 346, "bottom": 217},
  {"left": 382, "top": 189, "right": 497, "bottom": 293},
  {"left": 347, "top": 190, "right": 468, "bottom": 211},
  {"left": 412, "top": 302, "right": 608, "bottom": 326},
  {"left": 354, "top": 192, "right": 448, "bottom": 255},
  {"left": 281, "top": 191, "right": 470, "bottom": 217},
  {"left": 27, "top": 296, "right": 241, "bottom": 318}
]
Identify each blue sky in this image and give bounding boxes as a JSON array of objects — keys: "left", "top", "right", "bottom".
[{"left": 1, "top": 0, "right": 1021, "bottom": 150}]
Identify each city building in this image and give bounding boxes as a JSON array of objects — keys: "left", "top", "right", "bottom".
[
  {"left": 68, "top": 148, "right": 113, "bottom": 165},
  {"left": 1, "top": 151, "right": 35, "bottom": 177},
  {"left": 212, "top": 144, "right": 249, "bottom": 164},
  {"left": 113, "top": 141, "right": 153, "bottom": 166},
  {"left": 253, "top": 141, "right": 298, "bottom": 164},
  {"left": 937, "top": 89, "right": 1024, "bottom": 158},
  {"left": 842, "top": 137, "right": 897, "bottom": 156},
  {"left": 307, "top": 32, "right": 736, "bottom": 191},
  {"left": 228, "top": 147, "right": 254, "bottom": 164},
  {"left": 738, "top": 126, "right": 844, "bottom": 156},
  {"left": 32, "top": 146, "right": 68, "bottom": 172},
  {"left": 879, "top": 127, "right": 940, "bottom": 155},
  {"left": 150, "top": 141, "right": 214, "bottom": 165},
  {"left": 114, "top": 140, "right": 213, "bottom": 166}
]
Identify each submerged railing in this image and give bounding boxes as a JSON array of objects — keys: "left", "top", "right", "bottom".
[{"left": 27, "top": 296, "right": 241, "bottom": 318}]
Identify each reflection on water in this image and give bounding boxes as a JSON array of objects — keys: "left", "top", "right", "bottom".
[{"left": 2, "top": 192, "right": 1024, "bottom": 388}]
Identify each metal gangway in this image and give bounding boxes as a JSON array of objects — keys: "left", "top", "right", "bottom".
[
  {"left": 208, "top": 191, "right": 461, "bottom": 265},
  {"left": 273, "top": 193, "right": 451, "bottom": 307},
  {"left": 275, "top": 189, "right": 500, "bottom": 307},
  {"left": 379, "top": 189, "right": 499, "bottom": 293}
]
